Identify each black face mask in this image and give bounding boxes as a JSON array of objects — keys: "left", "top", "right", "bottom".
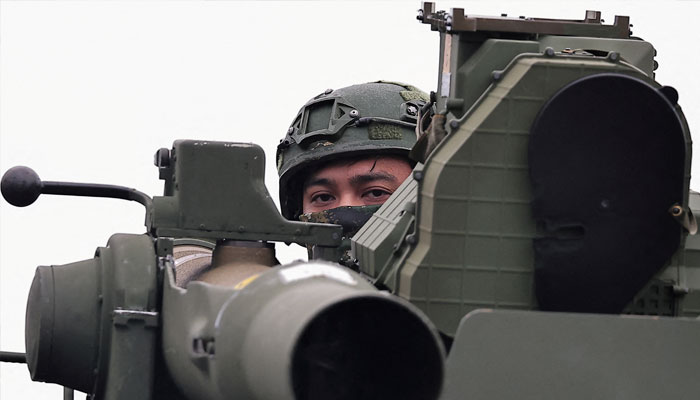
[{"left": 299, "top": 205, "right": 382, "bottom": 268}]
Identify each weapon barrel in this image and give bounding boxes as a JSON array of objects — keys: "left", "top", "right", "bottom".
[{"left": 162, "top": 261, "right": 445, "bottom": 400}]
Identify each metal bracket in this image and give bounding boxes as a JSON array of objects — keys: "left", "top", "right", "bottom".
[{"left": 112, "top": 310, "right": 159, "bottom": 328}]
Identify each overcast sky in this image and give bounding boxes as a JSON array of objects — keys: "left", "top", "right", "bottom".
[{"left": 2, "top": 1, "right": 699, "bottom": 398}]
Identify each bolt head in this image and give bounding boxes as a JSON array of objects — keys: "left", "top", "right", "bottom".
[{"left": 154, "top": 148, "right": 171, "bottom": 168}]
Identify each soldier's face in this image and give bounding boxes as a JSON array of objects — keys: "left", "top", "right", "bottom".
[{"left": 302, "top": 155, "right": 412, "bottom": 214}]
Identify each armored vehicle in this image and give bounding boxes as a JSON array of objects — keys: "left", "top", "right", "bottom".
[{"left": 1, "top": 3, "right": 699, "bottom": 399}]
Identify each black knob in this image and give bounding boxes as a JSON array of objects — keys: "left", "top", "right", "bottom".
[
  {"left": 659, "top": 86, "right": 679, "bottom": 106},
  {"left": 154, "top": 148, "right": 171, "bottom": 168},
  {"left": 1, "top": 166, "right": 43, "bottom": 207}
]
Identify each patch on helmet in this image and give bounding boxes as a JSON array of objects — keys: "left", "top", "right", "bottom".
[
  {"left": 400, "top": 89, "right": 430, "bottom": 103},
  {"left": 373, "top": 80, "right": 429, "bottom": 103},
  {"left": 368, "top": 123, "right": 403, "bottom": 140}
]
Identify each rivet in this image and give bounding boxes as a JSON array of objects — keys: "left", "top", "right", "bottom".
[
  {"left": 287, "top": 127, "right": 294, "bottom": 134},
  {"left": 349, "top": 109, "right": 360, "bottom": 118},
  {"left": 449, "top": 120, "right": 460, "bottom": 129},
  {"left": 407, "top": 105, "right": 418, "bottom": 116},
  {"left": 544, "top": 47, "right": 555, "bottom": 57},
  {"left": 413, "top": 170, "right": 424, "bottom": 181}
]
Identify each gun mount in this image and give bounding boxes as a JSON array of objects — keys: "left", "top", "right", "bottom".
[
  {"left": 1, "top": 141, "right": 445, "bottom": 400},
  {"left": 2, "top": 3, "right": 700, "bottom": 400}
]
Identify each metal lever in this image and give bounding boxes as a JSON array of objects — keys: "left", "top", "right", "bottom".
[
  {"left": 0, "top": 351, "right": 26, "bottom": 364},
  {"left": 1, "top": 166, "right": 152, "bottom": 210}
]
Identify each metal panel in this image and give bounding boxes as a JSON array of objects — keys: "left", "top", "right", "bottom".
[{"left": 442, "top": 309, "right": 700, "bottom": 400}]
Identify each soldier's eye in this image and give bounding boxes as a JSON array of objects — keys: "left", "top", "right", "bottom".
[
  {"left": 363, "top": 189, "right": 391, "bottom": 200},
  {"left": 311, "top": 193, "right": 335, "bottom": 203}
]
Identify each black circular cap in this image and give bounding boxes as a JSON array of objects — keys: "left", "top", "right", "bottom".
[
  {"left": 1, "top": 166, "right": 42, "bottom": 207},
  {"left": 529, "top": 73, "right": 685, "bottom": 313},
  {"left": 292, "top": 297, "right": 444, "bottom": 400}
]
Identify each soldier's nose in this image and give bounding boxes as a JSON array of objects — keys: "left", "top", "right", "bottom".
[{"left": 337, "top": 194, "right": 362, "bottom": 207}]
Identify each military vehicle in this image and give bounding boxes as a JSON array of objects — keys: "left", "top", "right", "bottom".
[{"left": 2, "top": 2, "right": 699, "bottom": 399}]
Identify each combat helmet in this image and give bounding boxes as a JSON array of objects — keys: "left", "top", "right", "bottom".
[{"left": 277, "top": 81, "right": 429, "bottom": 219}]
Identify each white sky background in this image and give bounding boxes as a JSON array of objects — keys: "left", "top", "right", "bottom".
[{"left": 1, "top": 1, "right": 699, "bottom": 398}]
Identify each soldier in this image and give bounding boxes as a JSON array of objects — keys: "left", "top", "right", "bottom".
[
  {"left": 276, "top": 81, "right": 429, "bottom": 228},
  {"left": 174, "top": 81, "right": 429, "bottom": 282}
]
